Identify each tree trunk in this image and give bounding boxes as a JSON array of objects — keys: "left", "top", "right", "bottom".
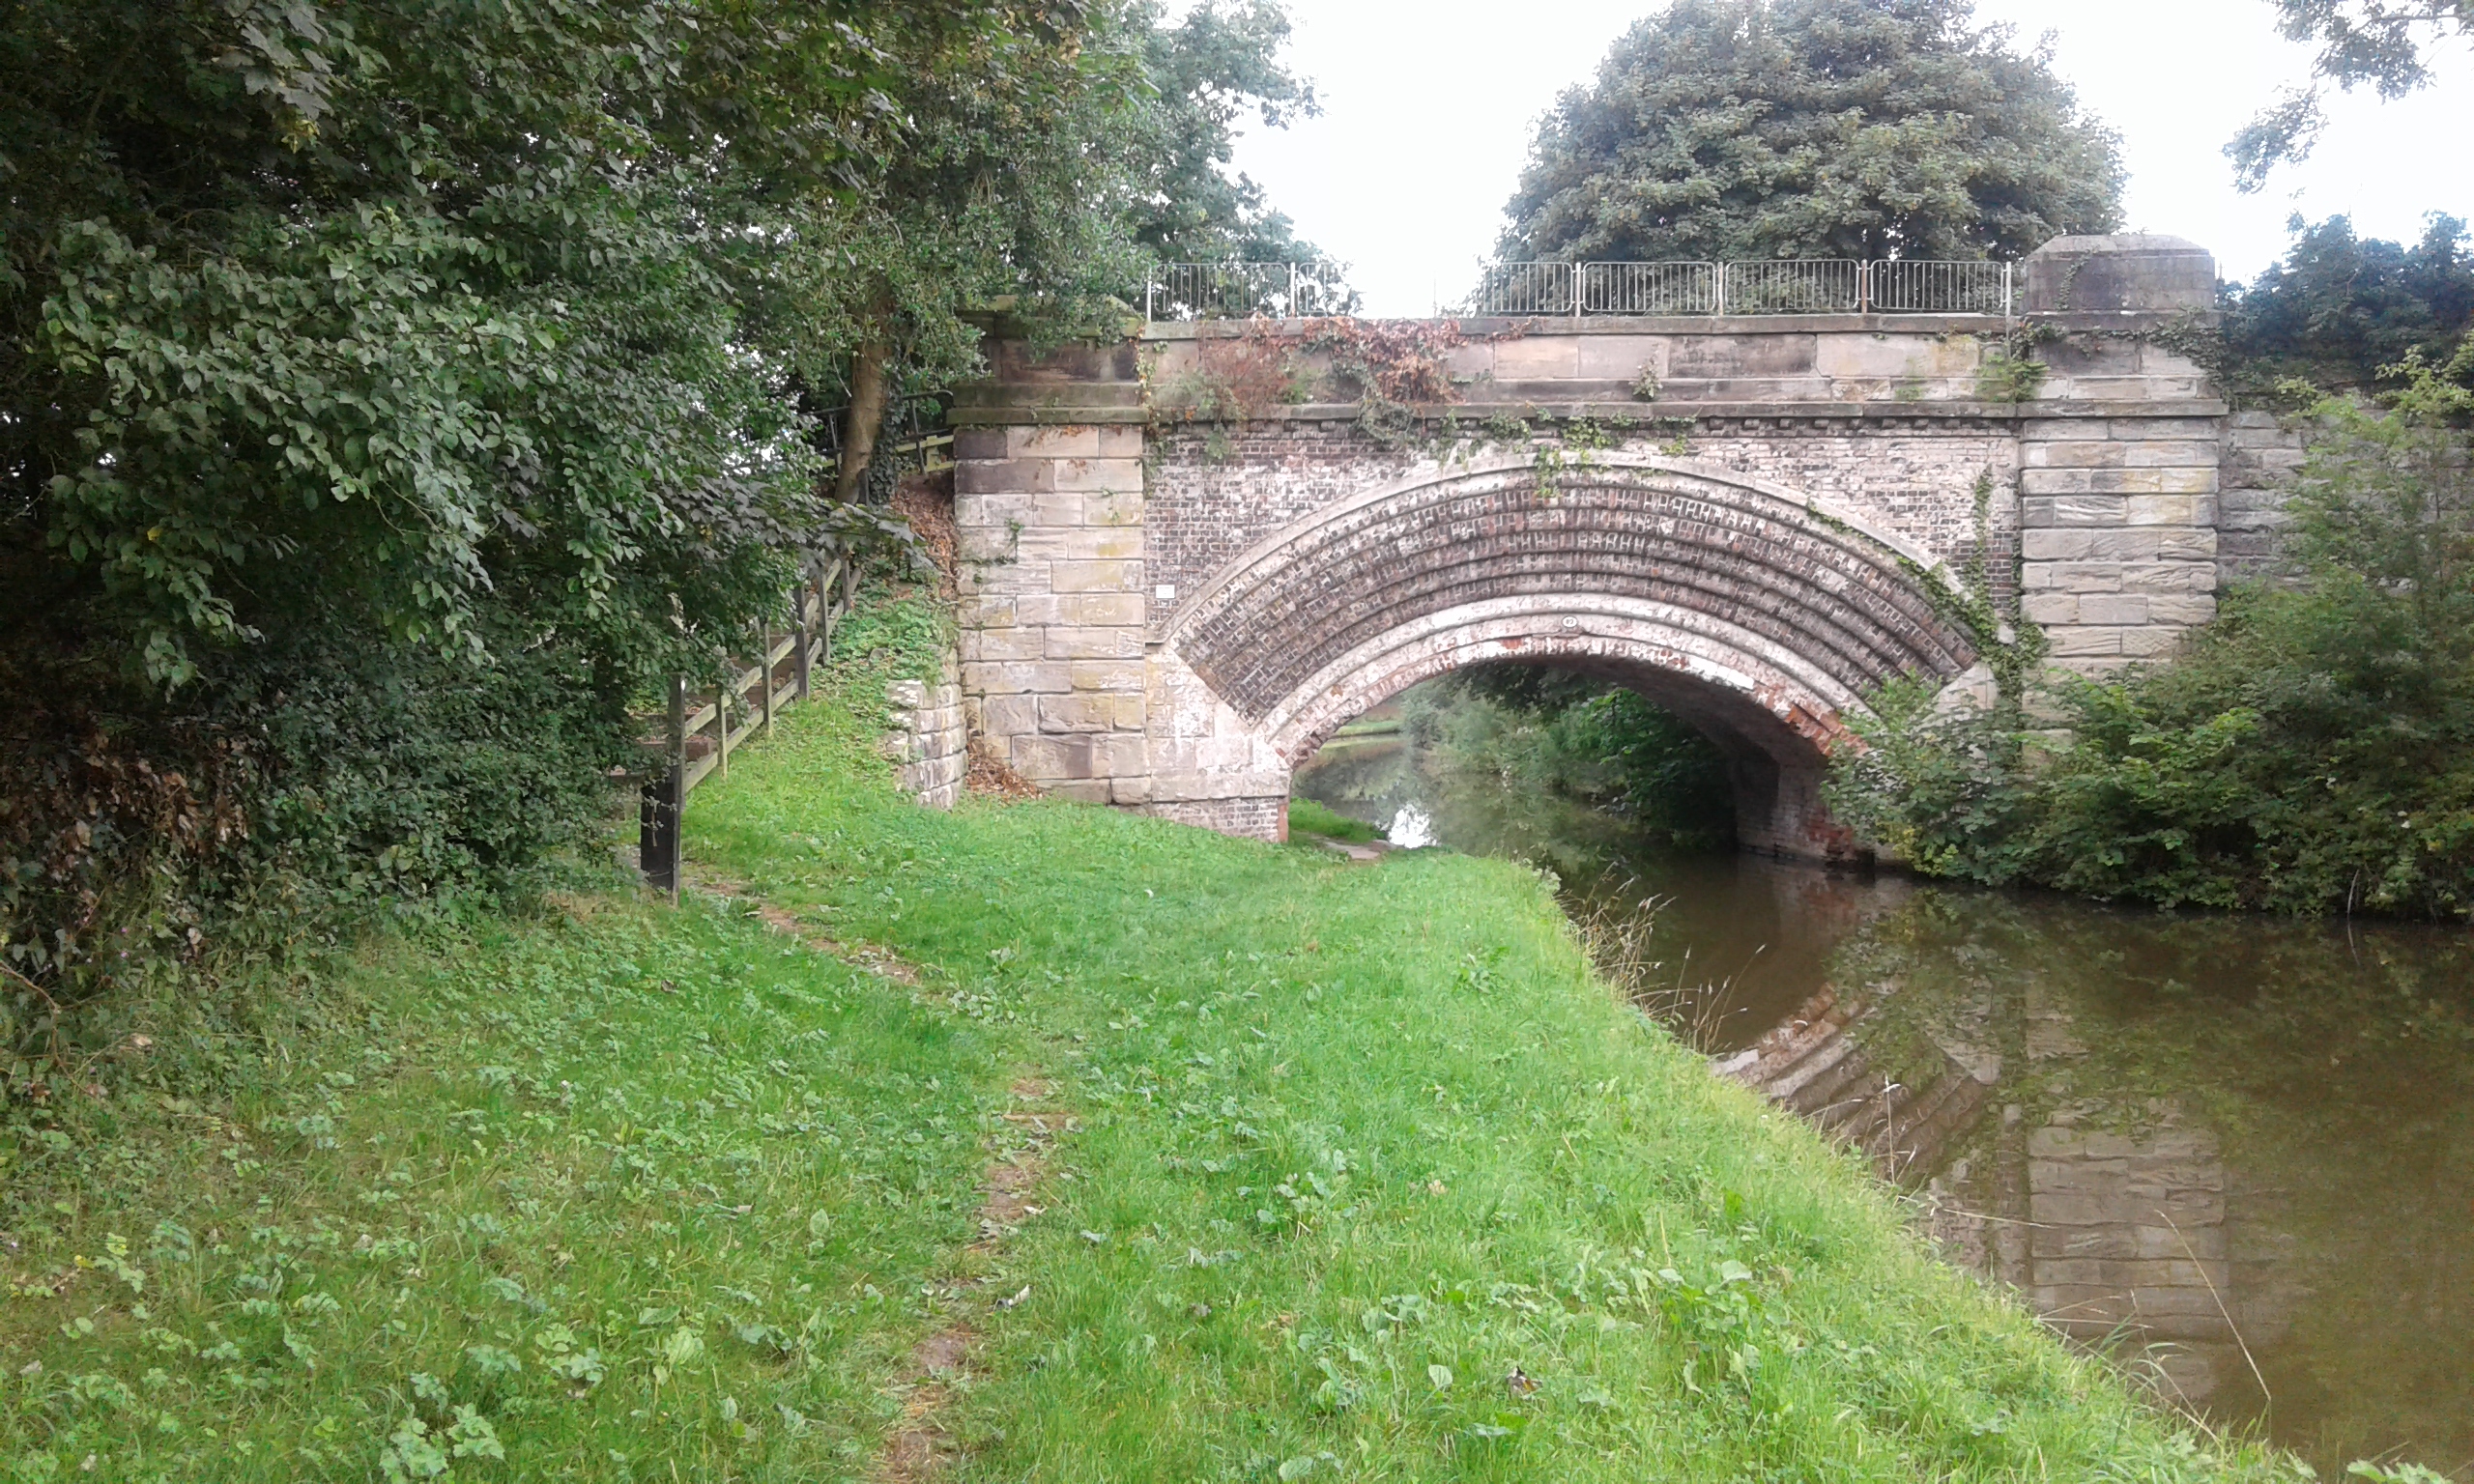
[{"left": 832, "top": 318, "right": 893, "bottom": 506}]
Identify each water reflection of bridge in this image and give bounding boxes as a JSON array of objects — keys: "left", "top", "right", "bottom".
[
  {"left": 1722, "top": 988, "right": 2295, "bottom": 1413},
  {"left": 1294, "top": 706, "right": 2466, "bottom": 1461}
]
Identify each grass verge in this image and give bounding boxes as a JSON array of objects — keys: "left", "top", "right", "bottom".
[
  {"left": 5, "top": 592, "right": 2288, "bottom": 1482},
  {"left": 1285, "top": 798, "right": 1382, "bottom": 845}
]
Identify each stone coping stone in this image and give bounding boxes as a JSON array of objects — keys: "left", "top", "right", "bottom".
[
  {"left": 2025, "top": 235, "right": 2217, "bottom": 315},
  {"left": 948, "top": 398, "right": 2230, "bottom": 426},
  {"left": 1136, "top": 310, "right": 2212, "bottom": 340}
]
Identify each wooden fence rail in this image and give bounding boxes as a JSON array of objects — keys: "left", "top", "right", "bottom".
[
  {"left": 635, "top": 415, "right": 955, "bottom": 894},
  {"left": 639, "top": 553, "right": 857, "bottom": 894}
]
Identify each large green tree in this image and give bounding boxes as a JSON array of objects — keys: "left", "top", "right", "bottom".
[
  {"left": 2229, "top": 1, "right": 2474, "bottom": 189},
  {"left": 2226, "top": 214, "right": 2474, "bottom": 390},
  {"left": 0, "top": 0, "right": 1163, "bottom": 1003},
  {"left": 1127, "top": 0, "right": 1326, "bottom": 264},
  {"left": 1497, "top": 0, "right": 2124, "bottom": 264}
]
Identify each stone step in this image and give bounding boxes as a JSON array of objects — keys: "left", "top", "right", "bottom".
[
  {"left": 1789, "top": 1042, "right": 1882, "bottom": 1120},
  {"left": 1762, "top": 1032, "right": 1856, "bottom": 1109}
]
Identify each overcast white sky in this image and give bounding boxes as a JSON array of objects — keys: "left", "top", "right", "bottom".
[{"left": 1220, "top": 0, "right": 2474, "bottom": 315}]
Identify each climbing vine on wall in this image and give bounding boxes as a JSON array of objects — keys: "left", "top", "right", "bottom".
[
  {"left": 1299, "top": 318, "right": 1468, "bottom": 444},
  {"left": 1142, "top": 316, "right": 1480, "bottom": 453}
]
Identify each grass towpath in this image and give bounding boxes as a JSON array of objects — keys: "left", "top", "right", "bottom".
[
  {"left": 686, "top": 600, "right": 2285, "bottom": 1484},
  {"left": 1, "top": 881, "right": 1012, "bottom": 1480},
  {"left": 2, "top": 594, "right": 2288, "bottom": 1481}
]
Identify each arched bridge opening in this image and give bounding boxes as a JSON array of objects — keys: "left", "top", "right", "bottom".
[{"left": 1152, "top": 454, "right": 1982, "bottom": 857}]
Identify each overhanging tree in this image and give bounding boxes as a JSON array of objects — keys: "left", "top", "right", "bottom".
[
  {"left": 1128, "top": 0, "right": 1327, "bottom": 264},
  {"left": 1497, "top": 0, "right": 2124, "bottom": 264},
  {"left": 2229, "top": 1, "right": 2473, "bottom": 190},
  {"left": 0, "top": 0, "right": 1166, "bottom": 1002},
  {"left": 820, "top": 0, "right": 1331, "bottom": 500}
]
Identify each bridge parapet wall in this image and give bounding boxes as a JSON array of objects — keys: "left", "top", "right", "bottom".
[{"left": 1136, "top": 312, "right": 2208, "bottom": 412}]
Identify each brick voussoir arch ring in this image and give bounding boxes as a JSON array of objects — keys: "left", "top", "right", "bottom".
[
  {"left": 1224, "top": 505, "right": 1954, "bottom": 701},
  {"left": 1158, "top": 451, "right": 1980, "bottom": 736},
  {"left": 1257, "top": 596, "right": 1874, "bottom": 769}
]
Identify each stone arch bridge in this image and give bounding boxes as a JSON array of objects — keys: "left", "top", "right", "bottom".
[{"left": 948, "top": 235, "right": 2293, "bottom": 856}]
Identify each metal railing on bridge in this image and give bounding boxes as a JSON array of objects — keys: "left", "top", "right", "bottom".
[
  {"left": 1462, "top": 259, "right": 2014, "bottom": 319},
  {"left": 1139, "top": 258, "right": 2013, "bottom": 321},
  {"left": 1144, "top": 262, "right": 1356, "bottom": 321}
]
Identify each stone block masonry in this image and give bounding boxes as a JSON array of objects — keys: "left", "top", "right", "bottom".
[
  {"left": 955, "top": 422, "right": 1152, "bottom": 805},
  {"left": 949, "top": 235, "right": 2287, "bottom": 854},
  {"left": 884, "top": 653, "right": 967, "bottom": 810},
  {"left": 2219, "top": 411, "right": 2308, "bottom": 584},
  {"left": 2016, "top": 414, "right": 2223, "bottom": 668}
]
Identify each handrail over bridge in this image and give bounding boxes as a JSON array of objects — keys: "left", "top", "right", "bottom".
[{"left": 1144, "top": 258, "right": 2015, "bottom": 322}]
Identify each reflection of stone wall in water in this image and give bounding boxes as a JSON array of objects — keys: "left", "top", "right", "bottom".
[
  {"left": 1717, "top": 986, "right": 1998, "bottom": 1185},
  {"left": 1291, "top": 735, "right": 1405, "bottom": 810},
  {"left": 1723, "top": 983, "right": 2301, "bottom": 1417},
  {"left": 1941, "top": 1112, "right": 2297, "bottom": 1412}
]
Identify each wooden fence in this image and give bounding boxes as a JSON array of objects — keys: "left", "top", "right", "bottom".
[
  {"left": 639, "top": 554, "right": 857, "bottom": 894},
  {"left": 636, "top": 404, "right": 956, "bottom": 893}
]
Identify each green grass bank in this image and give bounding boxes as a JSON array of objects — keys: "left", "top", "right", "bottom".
[{"left": 2, "top": 596, "right": 2288, "bottom": 1481}]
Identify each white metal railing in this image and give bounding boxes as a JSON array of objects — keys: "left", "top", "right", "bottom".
[
  {"left": 1582, "top": 260, "right": 1721, "bottom": 315},
  {"left": 1867, "top": 259, "right": 2013, "bottom": 316},
  {"left": 1468, "top": 261, "right": 1577, "bottom": 317},
  {"left": 1143, "top": 259, "right": 2016, "bottom": 321},
  {"left": 1446, "top": 259, "right": 2018, "bottom": 320},
  {"left": 1721, "top": 259, "right": 1864, "bottom": 314},
  {"left": 1144, "top": 262, "right": 1354, "bottom": 321}
]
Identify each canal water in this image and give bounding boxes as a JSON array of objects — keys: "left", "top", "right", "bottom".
[{"left": 1296, "top": 699, "right": 2474, "bottom": 1479}]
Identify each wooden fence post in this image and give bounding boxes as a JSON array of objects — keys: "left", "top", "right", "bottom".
[
  {"left": 793, "top": 562, "right": 815, "bottom": 701},
  {"left": 715, "top": 678, "right": 730, "bottom": 780},
  {"left": 760, "top": 619, "right": 775, "bottom": 736},
  {"left": 641, "top": 674, "right": 686, "bottom": 898}
]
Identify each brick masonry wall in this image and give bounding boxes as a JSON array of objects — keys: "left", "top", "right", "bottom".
[
  {"left": 1161, "top": 455, "right": 1977, "bottom": 726},
  {"left": 1147, "top": 419, "right": 2020, "bottom": 622},
  {"left": 1145, "top": 795, "right": 1288, "bottom": 840},
  {"left": 883, "top": 653, "right": 966, "bottom": 810},
  {"left": 1684, "top": 422, "right": 2021, "bottom": 608}
]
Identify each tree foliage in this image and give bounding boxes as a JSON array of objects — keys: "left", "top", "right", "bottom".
[
  {"left": 1425, "top": 667, "right": 1739, "bottom": 850},
  {"left": 1129, "top": 0, "right": 1328, "bottom": 264},
  {"left": 0, "top": 0, "right": 1320, "bottom": 1021},
  {"left": 5, "top": 0, "right": 1137, "bottom": 683},
  {"left": 1829, "top": 360, "right": 2474, "bottom": 917},
  {"left": 1497, "top": 0, "right": 2124, "bottom": 264},
  {"left": 2229, "top": 1, "right": 2474, "bottom": 189},
  {"left": 2225, "top": 214, "right": 2474, "bottom": 393}
]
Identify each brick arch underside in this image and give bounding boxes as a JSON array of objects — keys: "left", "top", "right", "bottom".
[
  {"left": 1172, "top": 460, "right": 1976, "bottom": 735},
  {"left": 1161, "top": 459, "right": 1980, "bottom": 856},
  {"left": 1241, "top": 609, "right": 1868, "bottom": 857}
]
